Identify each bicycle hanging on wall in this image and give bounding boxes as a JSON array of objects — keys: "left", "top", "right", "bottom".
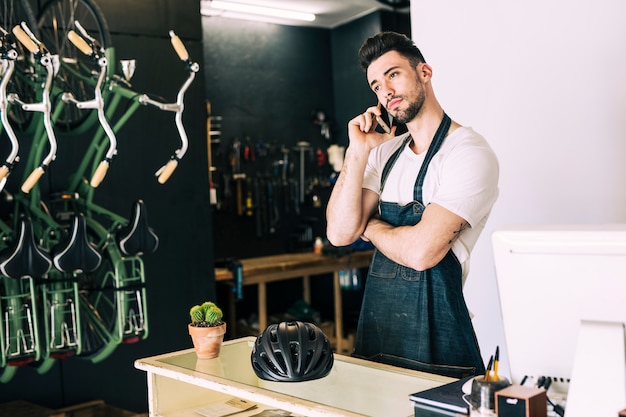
[{"left": 0, "top": 0, "right": 199, "bottom": 383}]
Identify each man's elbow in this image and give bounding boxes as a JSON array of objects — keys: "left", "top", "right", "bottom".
[
  {"left": 404, "top": 251, "right": 443, "bottom": 272},
  {"left": 326, "top": 228, "right": 359, "bottom": 248}
]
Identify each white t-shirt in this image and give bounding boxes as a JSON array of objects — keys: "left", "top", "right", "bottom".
[{"left": 362, "top": 127, "right": 499, "bottom": 280}]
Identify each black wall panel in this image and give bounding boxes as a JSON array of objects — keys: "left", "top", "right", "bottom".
[
  {"left": 1, "top": 0, "right": 212, "bottom": 413},
  {"left": 84, "top": 0, "right": 202, "bottom": 39},
  {"left": 202, "top": 16, "right": 335, "bottom": 261}
]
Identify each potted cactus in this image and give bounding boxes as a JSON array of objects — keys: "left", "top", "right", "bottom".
[{"left": 188, "top": 301, "right": 227, "bottom": 359}]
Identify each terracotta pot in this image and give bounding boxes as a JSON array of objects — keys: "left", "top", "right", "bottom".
[{"left": 188, "top": 322, "right": 227, "bottom": 359}]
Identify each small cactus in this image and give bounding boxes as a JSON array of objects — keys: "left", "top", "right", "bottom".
[{"left": 189, "top": 301, "right": 223, "bottom": 327}]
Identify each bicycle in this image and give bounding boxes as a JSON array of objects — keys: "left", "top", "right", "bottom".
[
  {"left": 0, "top": 22, "right": 55, "bottom": 383},
  {"left": 0, "top": 0, "right": 41, "bottom": 135},
  {"left": 0, "top": 12, "right": 198, "bottom": 381}
]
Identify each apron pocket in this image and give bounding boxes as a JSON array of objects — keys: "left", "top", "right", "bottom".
[
  {"left": 400, "top": 266, "right": 422, "bottom": 281},
  {"left": 368, "top": 249, "right": 397, "bottom": 279}
]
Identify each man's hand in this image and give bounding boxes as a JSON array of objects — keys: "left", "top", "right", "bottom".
[{"left": 348, "top": 105, "right": 396, "bottom": 152}]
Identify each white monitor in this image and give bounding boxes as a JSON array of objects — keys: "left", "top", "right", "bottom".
[{"left": 492, "top": 224, "right": 626, "bottom": 402}]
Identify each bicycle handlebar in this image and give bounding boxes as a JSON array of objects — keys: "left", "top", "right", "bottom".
[
  {"left": 65, "top": 23, "right": 116, "bottom": 188},
  {"left": 67, "top": 30, "right": 92, "bottom": 56},
  {"left": 11, "top": 23, "right": 58, "bottom": 194},
  {"left": 11, "top": 25, "right": 38, "bottom": 54},
  {"left": 169, "top": 30, "right": 189, "bottom": 61},
  {"left": 0, "top": 26, "right": 20, "bottom": 189},
  {"left": 147, "top": 30, "right": 198, "bottom": 184}
]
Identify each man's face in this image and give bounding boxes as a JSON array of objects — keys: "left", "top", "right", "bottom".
[{"left": 366, "top": 50, "right": 425, "bottom": 124}]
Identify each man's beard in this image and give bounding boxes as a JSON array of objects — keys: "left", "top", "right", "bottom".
[{"left": 392, "top": 81, "right": 426, "bottom": 124}]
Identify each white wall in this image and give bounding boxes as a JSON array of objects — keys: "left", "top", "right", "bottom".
[{"left": 411, "top": 0, "right": 626, "bottom": 378}]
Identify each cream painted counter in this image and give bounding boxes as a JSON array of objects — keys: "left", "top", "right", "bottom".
[{"left": 134, "top": 337, "right": 453, "bottom": 417}]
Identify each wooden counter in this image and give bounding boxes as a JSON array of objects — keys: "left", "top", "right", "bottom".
[
  {"left": 215, "top": 251, "right": 373, "bottom": 354},
  {"left": 135, "top": 337, "right": 453, "bottom": 417}
]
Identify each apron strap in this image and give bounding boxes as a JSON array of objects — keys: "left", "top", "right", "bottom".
[
  {"left": 378, "top": 113, "right": 451, "bottom": 202},
  {"left": 379, "top": 134, "right": 413, "bottom": 194},
  {"left": 414, "top": 113, "right": 451, "bottom": 202}
]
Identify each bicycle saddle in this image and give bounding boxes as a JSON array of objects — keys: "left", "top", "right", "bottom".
[
  {"left": 116, "top": 200, "right": 159, "bottom": 256},
  {"left": 52, "top": 213, "right": 102, "bottom": 274},
  {"left": 0, "top": 217, "right": 52, "bottom": 279}
]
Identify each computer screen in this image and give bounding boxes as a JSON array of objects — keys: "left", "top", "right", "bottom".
[{"left": 492, "top": 224, "right": 626, "bottom": 399}]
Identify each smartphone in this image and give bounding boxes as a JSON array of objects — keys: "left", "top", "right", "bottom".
[{"left": 375, "top": 103, "right": 392, "bottom": 134}]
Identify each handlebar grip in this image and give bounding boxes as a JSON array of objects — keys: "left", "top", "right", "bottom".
[
  {"left": 12, "top": 25, "right": 38, "bottom": 53},
  {"left": 68, "top": 30, "right": 92, "bottom": 55},
  {"left": 169, "top": 31, "right": 189, "bottom": 61},
  {"left": 157, "top": 159, "right": 178, "bottom": 184},
  {"left": 0, "top": 166, "right": 9, "bottom": 182},
  {"left": 21, "top": 167, "right": 45, "bottom": 193},
  {"left": 90, "top": 160, "right": 109, "bottom": 188}
]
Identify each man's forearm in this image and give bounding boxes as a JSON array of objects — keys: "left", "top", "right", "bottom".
[
  {"left": 363, "top": 217, "right": 443, "bottom": 271},
  {"left": 362, "top": 218, "right": 415, "bottom": 267},
  {"left": 326, "top": 147, "right": 370, "bottom": 246}
]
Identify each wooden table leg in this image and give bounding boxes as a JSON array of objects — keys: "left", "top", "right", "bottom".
[
  {"left": 302, "top": 275, "right": 311, "bottom": 304},
  {"left": 258, "top": 282, "right": 267, "bottom": 332},
  {"left": 228, "top": 289, "right": 236, "bottom": 338},
  {"left": 333, "top": 271, "right": 343, "bottom": 354}
]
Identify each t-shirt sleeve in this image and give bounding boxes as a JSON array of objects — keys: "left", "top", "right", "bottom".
[{"left": 429, "top": 141, "right": 500, "bottom": 227}]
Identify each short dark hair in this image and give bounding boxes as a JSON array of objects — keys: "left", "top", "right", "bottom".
[{"left": 358, "top": 31, "right": 426, "bottom": 72}]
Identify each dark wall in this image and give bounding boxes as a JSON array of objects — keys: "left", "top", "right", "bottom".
[
  {"left": 203, "top": 16, "right": 335, "bottom": 260},
  {"left": 201, "top": 15, "right": 339, "bottom": 334},
  {"left": 1, "top": 0, "right": 213, "bottom": 413}
]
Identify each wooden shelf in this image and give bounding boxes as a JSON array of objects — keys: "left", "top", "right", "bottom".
[{"left": 215, "top": 251, "right": 372, "bottom": 354}]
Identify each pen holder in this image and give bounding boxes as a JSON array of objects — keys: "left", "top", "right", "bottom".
[{"left": 470, "top": 376, "right": 511, "bottom": 416}]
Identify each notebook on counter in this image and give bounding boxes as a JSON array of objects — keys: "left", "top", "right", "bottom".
[{"left": 409, "top": 376, "right": 473, "bottom": 416}]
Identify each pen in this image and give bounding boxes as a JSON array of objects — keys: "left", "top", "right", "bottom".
[
  {"left": 375, "top": 102, "right": 391, "bottom": 134},
  {"left": 543, "top": 376, "right": 552, "bottom": 391},
  {"left": 493, "top": 346, "right": 499, "bottom": 381},
  {"left": 484, "top": 355, "right": 493, "bottom": 381}
]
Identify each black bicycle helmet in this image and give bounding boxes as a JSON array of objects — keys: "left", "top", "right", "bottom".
[{"left": 251, "top": 320, "right": 334, "bottom": 382}]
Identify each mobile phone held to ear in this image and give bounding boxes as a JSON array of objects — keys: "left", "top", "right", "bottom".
[{"left": 376, "top": 102, "right": 391, "bottom": 134}]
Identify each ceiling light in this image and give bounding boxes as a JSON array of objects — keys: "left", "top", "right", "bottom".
[{"left": 206, "top": 0, "right": 316, "bottom": 22}]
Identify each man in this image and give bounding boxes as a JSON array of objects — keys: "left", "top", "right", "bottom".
[{"left": 326, "top": 32, "right": 499, "bottom": 378}]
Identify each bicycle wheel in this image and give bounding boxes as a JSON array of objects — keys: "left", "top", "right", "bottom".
[
  {"left": 37, "top": 0, "right": 111, "bottom": 133},
  {"left": 1, "top": 0, "right": 40, "bottom": 134}
]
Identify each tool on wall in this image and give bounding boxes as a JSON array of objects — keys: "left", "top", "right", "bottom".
[
  {"left": 210, "top": 125, "right": 334, "bottom": 241},
  {"left": 294, "top": 141, "right": 311, "bottom": 203},
  {"left": 229, "top": 138, "right": 246, "bottom": 216},
  {"left": 206, "top": 102, "right": 221, "bottom": 206},
  {"left": 311, "top": 109, "right": 333, "bottom": 141}
]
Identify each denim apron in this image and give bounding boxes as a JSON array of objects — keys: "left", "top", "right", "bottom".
[{"left": 353, "top": 113, "right": 485, "bottom": 379}]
